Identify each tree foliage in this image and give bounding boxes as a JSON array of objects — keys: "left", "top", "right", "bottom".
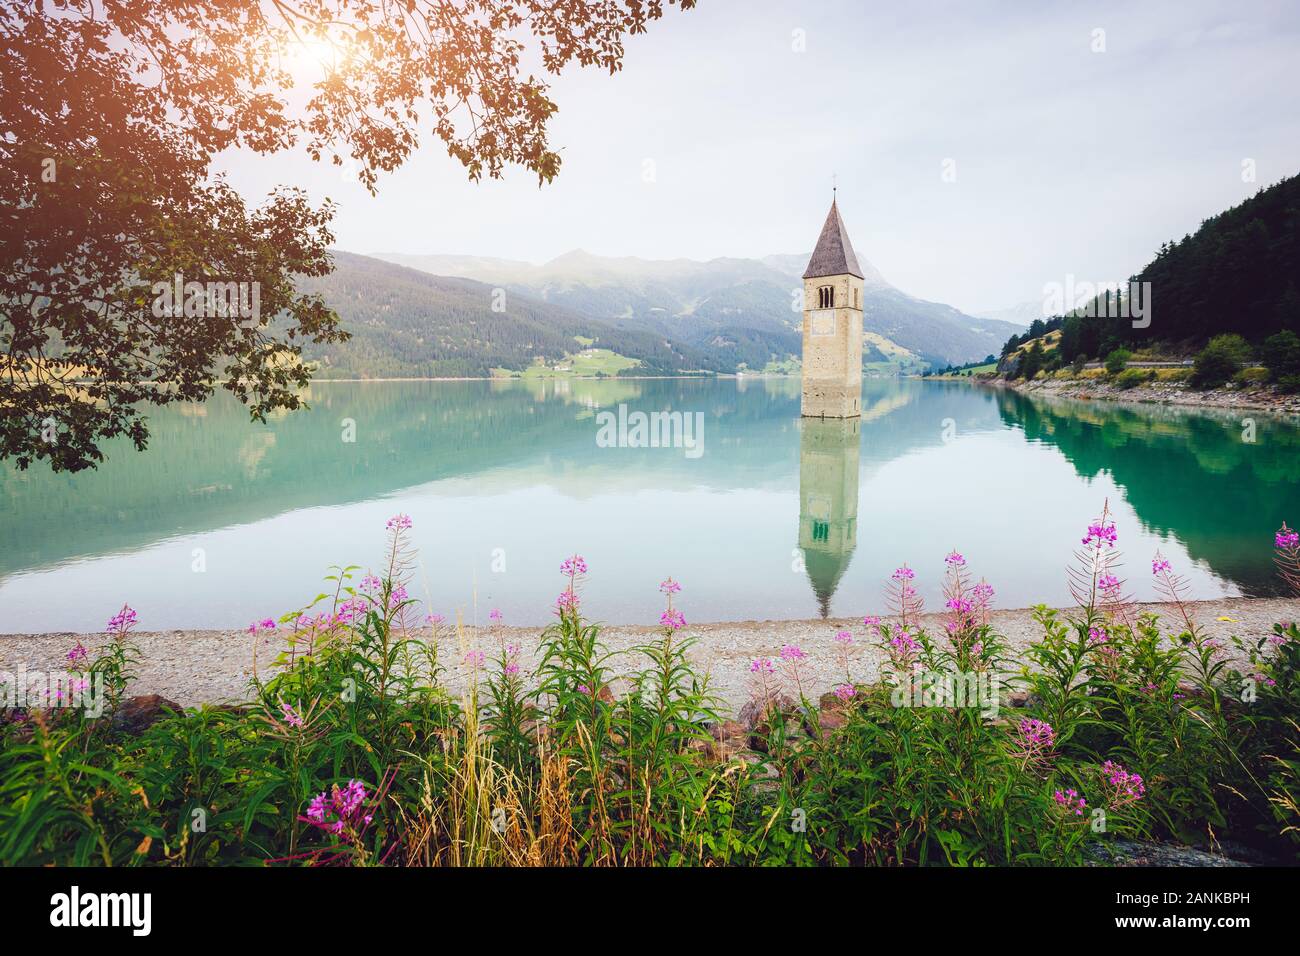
[
  {"left": 1189, "top": 334, "right": 1252, "bottom": 390},
  {"left": 0, "top": 0, "right": 694, "bottom": 470}
]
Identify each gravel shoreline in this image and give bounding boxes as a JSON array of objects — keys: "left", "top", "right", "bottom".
[
  {"left": 3, "top": 598, "right": 1294, "bottom": 714},
  {"left": 994, "top": 376, "right": 1300, "bottom": 415}
]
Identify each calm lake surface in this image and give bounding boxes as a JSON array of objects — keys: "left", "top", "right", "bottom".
[{"left": 3, "top": 378, "right": 1299, "bottom": 632}]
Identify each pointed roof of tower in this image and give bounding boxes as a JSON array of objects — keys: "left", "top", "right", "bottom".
[{"left": 803, "top": 198, "right": 864, "bottom": 280}]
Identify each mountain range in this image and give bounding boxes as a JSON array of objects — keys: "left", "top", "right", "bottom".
[
  {"left": 374, "top": 249, "right": 1023, "bottom": 367},
  {"left": 294, "top": 248, "right": 1024, "bottom": 378}
]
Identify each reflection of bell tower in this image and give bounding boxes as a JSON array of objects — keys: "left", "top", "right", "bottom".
[{"left": 798, "top": 417, "right": 861, "bottom": 618}]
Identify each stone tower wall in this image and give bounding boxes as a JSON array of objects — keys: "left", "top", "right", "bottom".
[{"left": 801, "top": 274, "right": 865, "bottom": 418}]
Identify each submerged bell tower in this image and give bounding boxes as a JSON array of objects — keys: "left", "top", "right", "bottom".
[{"left": 800, "top": 196, "right": 865, "bottom": 418}]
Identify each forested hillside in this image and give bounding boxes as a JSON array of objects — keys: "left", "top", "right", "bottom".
[{"left": 1002, "top": 174, "right": 1300, "bottom": 363}]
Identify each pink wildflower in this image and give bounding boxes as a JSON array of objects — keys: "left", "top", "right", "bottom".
[{"left": 280, "top": 702, "right": 304, "bottom": 729}]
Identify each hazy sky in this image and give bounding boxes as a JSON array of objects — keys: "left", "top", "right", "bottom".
[{"left": 221, "top": 0, "right": 1300, "bottom": 314}]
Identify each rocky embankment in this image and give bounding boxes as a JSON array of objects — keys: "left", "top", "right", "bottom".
[{"left": 993, "top": 374, "right": 1300, "bottom": 415}]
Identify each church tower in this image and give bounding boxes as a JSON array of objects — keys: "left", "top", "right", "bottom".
[{"left": 801, "top": 197, "right": 865, "bottom": 418}]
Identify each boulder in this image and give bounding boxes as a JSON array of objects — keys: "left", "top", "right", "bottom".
[
  {"left": 1006, "top": 689, "right": 1040, "bottom": 709},
  {"left": 739, "top": 693, "right": 795, "bottom": 732},
  {"left": 702, "top": 719, "right": 749, "bottom": 763},
  {"left": 111, "top": 694, "right": 182, "bottom": 735}
]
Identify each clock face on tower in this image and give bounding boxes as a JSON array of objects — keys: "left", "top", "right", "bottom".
[{"left": 808, "top": 309, "right": 836, "bottom": 336}]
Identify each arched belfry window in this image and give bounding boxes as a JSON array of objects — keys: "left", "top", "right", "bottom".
[{"left": 817, "top": 285, "right": 833, "bottom": 309}]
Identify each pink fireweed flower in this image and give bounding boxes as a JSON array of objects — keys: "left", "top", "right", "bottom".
[
  {"left": 889, "top": 631, "right": 918, "bottom": 656},
  {"left": 427, "top": 613, "right": 445, "bottom": 626},
  {"left": 779, "top": 644, "right": 806, "bottom": 662},
  {"left": 1053, "top": 788, "right": 1088, "bottom": 816},
  {"left": 334, "top": 599, "right": 364, "bottom": 625},
  {"left": 971, "top": 582, "right": 995, "bottom": 605},
  {"left": 1276, "top": 528, "right": 1300, "bottom": 549},
  {"left": 885, "top": 629, "right": 920, "bottom": 673},
  {"left": 106, "top": 605, "right": 137, "bottom": 634},
  {"left": 1083, "top": 522, "right": 1118, "bottom": 549},
  {"left": 1098, "top": 574, "right": 1122, "bottom": 597},
  {"left": 560, "top": 555, "right": 588, "bottom": 576},
  {"left": 833, "top": 683, "right": 856, "bottom": 701},
  {"left": 660, "top": 609, "right": 686, "bottom": 631},
  {"left": 386, "top": 513, "right": 412, "bottom": 531},
  {"left": 892, "top": 565, "right": 915, "bottom": 581},
  {"left": 945, "top": 597, "right": 974, "bottom": 616},
  {"left": 503, "top": 645, "right": 521, "bottom": 677},
  {"left": 1151, "top": 557, "right": 1172, "bottom": 575},
  {"left": 360, "top": 574, "right": 382, "bottom": 593},
  {"left": 489, "top": 609, "right": 502, "bottom": 623},
  {"left": 1011, "top": 718, "right": 1056, "bottom": 771},
  {"left": 863, "top": 615, "right": 881, "bottom": 631},
  {"left": 556, "top": 590, "right": 580, "bottom": 613},
  {"left": 305, "top": 780, "right": 373, "bottom": 835},
  {"left": 1018, "top": 719, "right": 1055, "bottom": 748},
  {"left": 834, "top": 630, "right": 853, "bottom": 644},
  {"left": 944, "top": 551, "right": 966, "bottom": 567},
  {"left": 247, "top": 618, "right": 277, "bottom": 634},
  {"left": 280, "top": 702, "right": 304, "bottom": 729},
  {"left": 659, "top": 577, "right": 681, "bottom": 595},
  {"left": 66, "top": 642, "right": 88, "bottom": 665},
  {"left": 1099, "top": 760, "right": 1146, "bottom": 807},
  {"left": 577, "top": 683, "right": 592, "bottom": 696},
  {"left": 747, "top": 657, "right": 778, "bottom": 708},
  {"left": 307, "top": 792, "right": 328, "bottom": 823},
  {"left": 463, "top": 650, "right": 485, "bottom": 668}
]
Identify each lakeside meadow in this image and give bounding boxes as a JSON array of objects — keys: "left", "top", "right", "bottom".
[{"left": 3, "top": 507, "right": 1298, "bottom": 867}]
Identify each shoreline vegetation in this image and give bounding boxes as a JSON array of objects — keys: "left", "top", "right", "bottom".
[
  {"left": 4, "top": 509, "right": 1299, "bottom": 867},
  {"left": 5, "top": 598, "right": 1296, "bottom": 713}
]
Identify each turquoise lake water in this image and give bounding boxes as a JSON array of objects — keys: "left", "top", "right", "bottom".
[{"left": 2, "top": 377, "right": 1298, "bottom": 632}]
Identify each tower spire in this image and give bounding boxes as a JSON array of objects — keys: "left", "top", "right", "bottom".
[{"left": 803, "top": 197, "right": 863, "bottom": 280}]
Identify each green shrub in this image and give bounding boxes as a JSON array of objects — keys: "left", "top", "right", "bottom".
[
  {"left": 1104, "top": 348, "right": 1132, "bottom": 375},
  {"left": 1017, "top": 341, "right": 1045, "bottom": 380},
  {"left": 1114, "top": 368, "right": 1153, "bottom": 390},
  {"left": 1262, "top": 330, "right": 1300, "bottom": 390},
  {"left": 1190, "top": 334, "right": 1253, "bottom": 389}
]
